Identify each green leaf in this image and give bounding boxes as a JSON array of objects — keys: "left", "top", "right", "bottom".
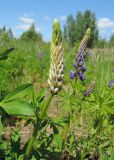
[
  {"left": 104, "top": 106, "right": 114, "bottom": 115},
  {"left": 0, "top": 64, "right": 7, "bottom": 68},
  {"left": 1, "top": 101, "right": 35, "bottom": 116},
  {"left": 17, "top": 155, "right": 24, "bottom": 160},
  {"left": 53, "top": 134, "right": 62, "bottom": 150},
  {"left": 0, "top": 116, "right": 3, "bottom": 137},
  {"left": 0, "top": 140, "right": 8, "bottom": 150},
  {"left": 0, "top": 47, "right": 15, "bottom": 61},
  {"left": 110, "top": 149, "right": 114, "bottom": 160},
  {"left": 2, "top": 84, "right": 33, "bottom": 103},
  {"left": 11, "top": 130, "right": 20, "bottom": 153},
  {"left": 36, "top": 88, "right": 46, "bottom": 103}
]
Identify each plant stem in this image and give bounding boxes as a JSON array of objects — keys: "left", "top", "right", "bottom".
[
  {"left": 25, "top": 93, "right": 53, "bottom": 160},
  {"left": 39, "top": 93, "right": 53, "bottom": 119},
  {"left": 25, "top": 121, "right": 40, "bottom": 160},
  {"left": 73, "top": 77, "right": 77, "bottom": 96}
]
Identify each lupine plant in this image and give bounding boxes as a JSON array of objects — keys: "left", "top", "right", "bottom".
[
  {"left": 24, "top": 19, "right": 64, "bottom": 159},
  {"left": 58, "top": 29, "right": 92, "bottom": 146},
  {"left": 70, "top": 28, "right": 91, "bottom": 96},
  {"left": 70, "top": 28, "right": 91, "bottom": 81},
  {"left": 1, "top": 19, "right": 114, "bottom": 160},
  {"left": 0, "top": 19, "right": 64, "bottom": 160}
]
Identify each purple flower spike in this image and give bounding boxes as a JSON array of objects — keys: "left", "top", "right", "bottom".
[
  {"left": 84, "top": 81, "right": 95, "bottom": 96},
  {"left": 85, "top": 90, "right": 90, "bottom": 96},
  {"left": 73, "top": 63, "right": 77, "bottom": 68},
  {"left": 79, "top": 60, "right": 84, "bottom": 66},
  {"left": 108, "top": 79, "right": 114, "bottom": 88},
  {"left": 70, "top": 28, "right": 91, "bottom": 81},
  {"left": 70, "top": 70, "right": 77, "bottom": 79},
  {"left": 79, "top": 73, "right": 85, "bottom": 81},
  {"left": 81, "top": 66, "right": 86, "bottom": 72}
]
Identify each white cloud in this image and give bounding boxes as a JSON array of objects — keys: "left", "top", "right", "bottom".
[
  {"left": 16, "top": 15, "right": 40, "bottom": 31},
  {"left": 19, "top": 17, "right": 34, "bottom": 24},
  {"left": 16, "top": 24, "right": 31, "bottom": 30},
  {"left": 97, "top": 18, "right": 114, "bottom": 29},
  {"left": 59, "top": 16, "right": 66, "bottom": 21}
]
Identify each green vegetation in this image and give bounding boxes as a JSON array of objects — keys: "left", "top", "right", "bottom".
[
  {"left": 63, "top": 10, "right": 98, "bottom": 47},
  {"left": 0, "top": 11, "right": 114, "bottom": 160}
]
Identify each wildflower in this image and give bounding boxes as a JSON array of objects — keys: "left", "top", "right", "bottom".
[
  {"left": 108, "top": 79, "right": 114, "bottom": 88},
  {"left": 70, "top": 28, "right": 91, "bottom": 81},
  {"left": 70, "top": 70, "right": 77, "bottom": 79},
  {"left": 48, "top": 19, "right": 64, "bottom": 94},
  {"left": 84, "top": 81, "right": 95, "bottom": 96}
]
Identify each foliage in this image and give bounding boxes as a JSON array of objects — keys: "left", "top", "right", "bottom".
[
  {"left": 0, "top": 26, "right": 14, "bottom": 44},
  {"left": 63, "top": 10, "right": 98, "bottom": 47},
  {"left": 20, "top": 24, "right": 42, "bottom": 42},
  {"left": 109, "top": 34, "right": 114, "bottom": 47},
  {"left": 0, "top": 19, "right": 114, "bottom": 160}
]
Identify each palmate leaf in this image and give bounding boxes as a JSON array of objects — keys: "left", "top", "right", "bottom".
[
  {"left": 104, "top": 106, "right": 114, "bottom": 115},
  {"left": 1, "top": 83, "right": 33, "bottom": 103},
  {"left": 0, "top": 100, "right": 35, "bottom": 116},
  {"left": 0, "top": 64, "right": 7, "bottom": 68},
  {"left": 0, "top": 47, "right": 15, "bottom": 61}
]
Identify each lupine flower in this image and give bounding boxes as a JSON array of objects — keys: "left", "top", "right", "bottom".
[
  {"left": 48, "top": 19, "right": 64, "bottom": 94},
  {"left": 84, "top": 81, "right": 95, "bottom": 96},
  {"left": 70, "top": 28, "right": 91, "bottom": 81},
  {"left": 108, "top": 79, "right": 114, "bottom": 88}
]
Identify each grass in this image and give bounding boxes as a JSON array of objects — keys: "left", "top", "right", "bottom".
[{"left": 1, "top": 40, "right": 114, "bottom": 159}]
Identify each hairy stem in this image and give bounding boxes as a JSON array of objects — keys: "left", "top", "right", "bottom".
[{"left": 25, "top": 93, "right": 53, "bottom": 160}]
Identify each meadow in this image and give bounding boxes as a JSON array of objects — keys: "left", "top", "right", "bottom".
[{"left": 0, "top": 20, "right": 114, "bottom": 160}]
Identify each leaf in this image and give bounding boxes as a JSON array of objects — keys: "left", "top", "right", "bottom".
[
  {"left": 0, "top": 47, "right": 15, "bottom": 61},
  {"left": 53, "top": 134, "right": 62, "bottom": 150},
  {"left": 0, "top": 140, "right": 8, "bottom": 150},
  {"left": 36, "top": 88, "right": 46, "bottom": 103},
  {"left": 2, "top": 84, "right": 33, "bottom": 103},
  {"left": 1, "top": 101, "right": 35, "bottom": 116},
  {"left": 17, "top": 155, "right": 25, "bottom": 160},
  {"left": 0, "top": 116, "right": 3, "bottom": 137},
  {"left": 104, "top": 106, "right": 114, "bottom": 115},
  {"left": 110, "top": 149, "right": 114, "bottom": 160},
  {"left": 0, "top": 64, "right": 7, "bottom": 68},
  {"left": 11, "top": 130, "right": 20, "bottom": 153}
]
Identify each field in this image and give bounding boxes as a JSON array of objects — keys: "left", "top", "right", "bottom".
[
  {"left": 0, "top": 33, "right": 114, "bottom": 160},
  {"left": 0, "top": 12, "right": 114, "bottom": 160}
]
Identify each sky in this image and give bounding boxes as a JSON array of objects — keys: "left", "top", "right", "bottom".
[{"left": 0, "top": 0, "right": 114, "bottom": 41}]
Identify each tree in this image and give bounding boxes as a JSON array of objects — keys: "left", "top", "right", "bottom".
[
  {"left": 7, "top": 28, "right": 14, "bottom": 39},
  {"left": 20, "top": 24, "right": 42, "bottom": 41},
  {"left": 109, "top": 34, "right": 114, "bottom": 47},
  {"left": 63, "top": 15, "right": 76, "bottom": 45},
  {"left": 0, "top": 26, "right": 14, "bottom": 42},
  {"left": 96, "top": 38, "right": 107, "bottom": 48},
  {"left": 63, "top": 10, "right": 98, "bottom": 47}
]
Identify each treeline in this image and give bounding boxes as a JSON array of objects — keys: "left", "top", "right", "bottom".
[
  {"left": 63, "top": 10, "right": 98, "bottom": 47},
  {"left": 63, "top": 10, "right": 114, "bottom": 48},
  {"left": 0, "top": 10, "right": 114, "bottom": 48},
  {"left": 0, "top": 24, "right": 43, "bottom": 44}
]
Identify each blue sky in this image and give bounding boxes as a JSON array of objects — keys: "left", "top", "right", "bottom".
[{"left": 0, "top": 0, "right": 114, "bottom": 40}]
